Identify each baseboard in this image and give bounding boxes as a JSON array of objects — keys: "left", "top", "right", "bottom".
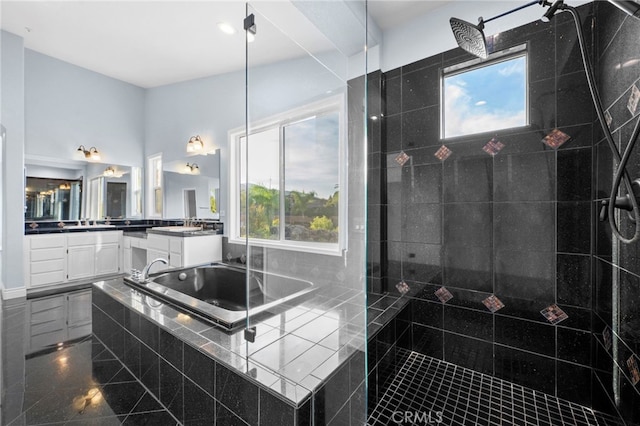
[{"left": 2, "top": 286, "right": 27, "bottom": 300}]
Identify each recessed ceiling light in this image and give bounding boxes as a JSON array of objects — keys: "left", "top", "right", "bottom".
[{"left": 217, "top": 22, "right": 236, "bottom": 35}]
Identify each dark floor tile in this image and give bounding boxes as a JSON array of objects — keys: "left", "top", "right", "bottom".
[{"left": 123, "top": 410, "right": 179, "bottom": 425}]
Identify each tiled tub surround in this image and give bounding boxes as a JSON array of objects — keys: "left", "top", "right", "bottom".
[
  {"left": 365, "top": 2, "right": 640, "bottom": 424},
  {"left": 92, "top": 279, "right": 408, "bottom": 425}
]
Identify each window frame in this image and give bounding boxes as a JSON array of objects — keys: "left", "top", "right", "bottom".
[
  {"left": 229, "top": 94, "right": 347, "bottom": 256},
  {"left": 441, "top": 43, "right": 529, "bottom": 140},
  {"left": 146, "top": 153, "right": 163, "bottom": 218}
]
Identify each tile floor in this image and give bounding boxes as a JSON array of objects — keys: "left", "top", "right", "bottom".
[
  {"left": 368, "top": 348, "right": 626, "bottom": 426},
  {"left": 4, "top": 335, "right": 177, "bottom": 425}
]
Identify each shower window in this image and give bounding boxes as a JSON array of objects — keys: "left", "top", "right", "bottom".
[
  {"left": 442, "top": 44, "right": 528, "bottom": 139},
  {"left": 230, "top": 96, "right": 345, "bottom": 255}
]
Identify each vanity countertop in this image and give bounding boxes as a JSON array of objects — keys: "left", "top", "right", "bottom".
[{"left": 25, "top": 219, "right": 223, "bottom": 236}]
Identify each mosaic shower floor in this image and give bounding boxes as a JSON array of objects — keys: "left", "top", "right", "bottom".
[{"left": 368, "top": 348, "right": 625, "bottom": 426}]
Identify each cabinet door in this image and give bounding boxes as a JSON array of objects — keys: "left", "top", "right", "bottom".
[
  {"left": 67, "top": 246, "right": 96, "bottom": 280},
  {"left": 95, "top": 243, "right": 120, "bottom": 276},
  {"left": 67, "top": 290, "right": 92, "bottom": 339}
]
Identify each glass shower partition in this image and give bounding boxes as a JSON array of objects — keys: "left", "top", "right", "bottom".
[{"left": 241, "top": 1, "right": 368, "bottom": 423}]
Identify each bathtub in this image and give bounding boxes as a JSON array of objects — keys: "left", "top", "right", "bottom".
[{"left": 123, "top": 263, "right": 315, "bottom": 330}]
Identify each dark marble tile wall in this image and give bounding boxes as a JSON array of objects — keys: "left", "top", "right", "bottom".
[
  {"left": 592, "top": 2, "right": 640, "bottom": 424},
  {"left": 369, "top": 2, "right": 603, "bottom": 410},
  {"left": 367, "top": 302, "right": 411, "bottom": 413}
]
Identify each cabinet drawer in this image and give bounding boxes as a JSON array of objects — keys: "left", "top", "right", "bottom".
[
  {"left": 67, "top": 233, "right": 96, "bottom": 247},
  {"left": 28, "top": 235, "right": 65, "bottom": 250},
  {"left": 147, "top": 235, "right": 169, "bottom": 251},
  {"left": 31, "top": 295, "right": 65, "bottom": 313},
  {"left": 31, "top": 248, "right": 65, "bottom": 262},
  {"left": 95, "top": 231, "right": 121, "bottom": 244},
  {"left": 30, "top": 259, "right": 65, "bottom": 274},
  {"left": 30, "top": 271, "right": 66, "bottom": 287}
]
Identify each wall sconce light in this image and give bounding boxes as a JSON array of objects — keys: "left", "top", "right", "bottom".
[
  {"left": 59, "top": 183, "right": 71, "bottom": 190},
  {"left": 77, "top": 145, "right": 101, "bottom": 161},
  {"left": 103, "top": 166, "right": 115, "bottom": 177},
  {"left": 186, "top": 135, "right": 204, "bottom": 153},
  {"left": 185, "top": 163, "right": 200, "bottom": 175}
]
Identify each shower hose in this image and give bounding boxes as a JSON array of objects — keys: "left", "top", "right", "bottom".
[{"left": 565, "top": 5, "right": 640, "bottom": 244}]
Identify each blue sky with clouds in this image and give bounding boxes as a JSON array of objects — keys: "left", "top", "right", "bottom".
[{"left": 444, "top": 55, "right": 527, "bottom": 138}]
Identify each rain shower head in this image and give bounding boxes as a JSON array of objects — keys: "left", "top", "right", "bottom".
[
  {"left": 449, "top": 0, "right": 541, "bottom": 59},
  {"left": 450, "top": 17, "right": 489, "bottom": 59}
]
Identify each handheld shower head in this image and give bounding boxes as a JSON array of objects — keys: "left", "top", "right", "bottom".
[{"left": 449, "top": 17, "right": 488, "bottom": 59}]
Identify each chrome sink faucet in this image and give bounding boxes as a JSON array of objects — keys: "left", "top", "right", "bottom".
[{"left": 140, "top": 258, "right": 168, "bottom": 282}]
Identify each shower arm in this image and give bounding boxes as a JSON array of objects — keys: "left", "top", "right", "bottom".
[{"left": 479, "top": 0, "right": 542, "bottom": 27}]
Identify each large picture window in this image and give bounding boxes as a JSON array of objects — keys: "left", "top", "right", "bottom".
[
  {"left": 230, "top": 96, "right": 345, "bottom": 254},
  {"left": 442, "top": 45, "right": 528, "bottom": 139}
]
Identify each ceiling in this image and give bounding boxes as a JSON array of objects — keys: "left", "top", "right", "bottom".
[{"left": 0, "top": 1, "right": 449, "bottom": 88}]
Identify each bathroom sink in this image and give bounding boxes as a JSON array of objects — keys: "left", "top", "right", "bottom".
[{"left": 65, "top": 224, "right": 116, "bottom": 229}]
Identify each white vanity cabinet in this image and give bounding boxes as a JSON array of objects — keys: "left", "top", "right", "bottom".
[
  {"left": 146, "top": 233, "right": 222, "bottom": 271},
  {"left": 25, "top": 231, "right": 123, "bottom": 289},
  {"left": 27, "top": 288, "right": 92, "bottom": 353}
]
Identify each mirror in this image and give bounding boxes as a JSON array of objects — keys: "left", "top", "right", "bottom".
[
  {"left": 25, "top": 162, "right": 85, "bottom": 221},
  {"left": 25, "top": 176, "right": 83, "bottom": 221},
  {"left": 162, "top": 149, "right": 220, "bottom": 220},
  {"left": 25, "top": 157, "right": 143, "bottom": 221}
]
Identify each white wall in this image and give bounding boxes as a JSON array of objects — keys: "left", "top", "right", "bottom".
[
  {"left": 24, "top": 50, "right": 146, "bottom": 168},
  {"left": 1, "top": 30, "right": 26, "bottom": 296}
]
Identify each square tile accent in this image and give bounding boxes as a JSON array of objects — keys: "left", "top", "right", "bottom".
[
  {"left": 482, "top": 137, "right": 505, "bottom": 156},
  {"left": 540, "top": 304, "right": 569, "bottom": 324},
  {"left": 395, "top": 151, "right": 410, "bottom": 166},
  {"left": 627, "top": 355, "right": 640, "bottom": 386},
  {"left": 628, "top": 84, "right": 640, "bottom": 116},
  {"left": 434, "top": 145, "right": 452, "bottom": 161},
  {"left": 542, "top": 129, "right": 571, "bottom": 149},
  {"left": 605, "top": 110, "right": 613, "bottom": 128},
  {"left": 395, "top": 281, "right": 410, "bottom": 295},
  {"left": 434, "top": 287, "right": 453, "bottom": 304},
  {"left": 603, "top": 326, "right": 612, "bottom": 351},
  {"left": 482, "top": 295, "right": 505, "bottom": 313}
]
